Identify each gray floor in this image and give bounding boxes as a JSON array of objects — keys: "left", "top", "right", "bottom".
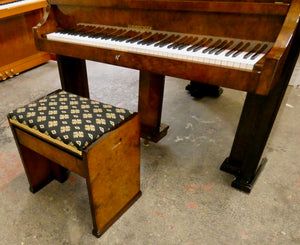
[{"left": 0, "top": 60, "right": 300, "bottom": 245}]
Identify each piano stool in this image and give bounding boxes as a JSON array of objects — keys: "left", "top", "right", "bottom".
[{"left": 7, "top": 89, "right": 141, "bottom": 238}]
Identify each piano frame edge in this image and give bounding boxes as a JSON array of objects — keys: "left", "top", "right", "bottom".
[{"left": 255, "top": 0, "right": 300, "bottom": 94}]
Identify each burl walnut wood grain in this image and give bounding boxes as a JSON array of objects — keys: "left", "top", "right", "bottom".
[{"left": 84, "top": 114, "right": 141, "bottom": 237}]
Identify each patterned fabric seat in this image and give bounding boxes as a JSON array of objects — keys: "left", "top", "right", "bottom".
[{"left": 8, "top": 90, "right": 134, "bottom": 155}]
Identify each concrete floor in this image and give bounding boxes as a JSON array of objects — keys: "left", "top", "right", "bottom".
[{"left": 0, "top": 60, "right": 300, "bottom": 245}]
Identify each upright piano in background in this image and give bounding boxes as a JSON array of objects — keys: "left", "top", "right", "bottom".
[
  {"left": 33, "top": 0, "right": 300, "bottom": 193},
  {"left": 0, "top": 0, "right": 51, "bottom": 81}
]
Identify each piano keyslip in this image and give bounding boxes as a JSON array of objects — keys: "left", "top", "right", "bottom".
[{"left": 46, "top": 23, "right": 273, "bottom": 71}]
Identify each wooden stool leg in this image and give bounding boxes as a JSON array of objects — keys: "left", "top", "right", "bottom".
[
  {"left": 50, "top": 163, "right": 70, "bottom": 184},
  {"left": 84, "top": 115, "right": 141, "bottom": 237},
  {"left": 18, "top": 144, "right": 69, "bottom": 193}
]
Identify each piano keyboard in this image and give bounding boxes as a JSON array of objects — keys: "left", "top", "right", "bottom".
[
  {"left": 0, "top": 0, "right": 41, "bottom": 10},
  {"left": 46, "top": 23, "right": 273, "bottom": 71}
]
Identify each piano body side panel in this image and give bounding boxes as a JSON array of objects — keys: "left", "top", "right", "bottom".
[
  {"left": 255, "top": 0, "right": 300, "bottom": 94},
  {"left": 0, "top": 7, "right": 51, "bottom": 79}
]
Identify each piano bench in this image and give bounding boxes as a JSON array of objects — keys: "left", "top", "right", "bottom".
[{"left": 7, "top": 90, "right": 141, "bottom": 238}]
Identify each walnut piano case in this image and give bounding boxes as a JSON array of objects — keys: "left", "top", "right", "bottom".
[{"left": 32, "top": 0, "right": 300, "bottom": 192}]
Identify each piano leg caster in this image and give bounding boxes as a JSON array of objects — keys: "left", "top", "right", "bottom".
[
  {"left": 221, "top": 158, "right": 267, "bottom": 193},
  {"left": 186, "top": 82, "right": 223, "bottom": 99}
]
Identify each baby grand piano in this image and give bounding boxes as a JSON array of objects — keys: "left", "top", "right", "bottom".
[{"left": 33, "top": 0, "right": 299, "bottom": 193}]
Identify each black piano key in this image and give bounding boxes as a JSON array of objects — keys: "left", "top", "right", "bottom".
[
  {"left": 167, "top": 36, "right": 187, "bottom": 48},
  {"left": 59, "top": 26, "right": 83, "bottom": 35},
  {"left": 172, "top": 36, "right": 191, "bottom": 49},
  {"left": 186, "top": 38, "right": 207, "bottom": 51},
  {"left": 137, "top": 33, "right": 158, "bottom": 45},
  {"left": 79, "top": 26, "right": 97, "bottom": 37},
  {"left": 145, "top": 33, "right": 168, "bottom": 46},
  {"left": 154, "top": 34, "right": 174, "bottom": 47},
  {"left": 232, "top": 42, "right": 250, "bottom": 57},
  {"left": 90, "top": 27, "right": 111, "bottom": 38},
  {"left": 147, "top": 34, "right": 168, "bottom": 45},
  {"left": 110, "top": 30, "right": 125, "bottom": 41},
  {"left": 126, "top": 32, "right": 152, "bottom": 43},
  {"left": 178, "top": 37, "right": 198, "bottom": 50},
  {"left": 208, "top": 40, "right": 228, "bottom": 54},
  {"left": 107, "top": 29, "right": 125, "bottom": 40},
  {"left": 156, "top": 35, "right": 180, "bottom": 47},
  {"left": 72, "top": 25, "right": 92, "bottom": 36},
  {"left": 243, "top": 43, "right": 261, "bottom": 59},
  {"left": 87, "top": 27, "right": 105, "bottom": 38},
  {"left": 114, "top": 30, "right": 140, "bottom": 42},
  {"left": 250, "top": 44, "right": 268, "bottom": 60},
  {"left": 125, "top": 31, "right": 143, "bottom": 43},
  {"left": 101, "top": 28, "right": 120, "bottom": 39},
  {"left": 193, "top": 38, "right": 213, "bottom": 52},
  {"left": 102, "top": 28, "right": 120, "bottom": 40},
  {"left": 215, "top": 41, "right": 234, "bottom": 55},
  {"left": 202, "top": 39, "right": 222, "bottom": 53},
  {"left": 225, "top": 42, "right": 243, "bottom": 56}
]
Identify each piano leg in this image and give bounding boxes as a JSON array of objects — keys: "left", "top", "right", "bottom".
[
  {"left": 220, "top": 91, "right": 275, "bottom": 193},
  {"left": 138, "top": 71, "right": 169, "bottom": 142},
  {"left": 57, "top": 55, "right": 90, "bottom": 98},
  {"left": 221, "top": 28, "right": 300, "bottom": 193}
]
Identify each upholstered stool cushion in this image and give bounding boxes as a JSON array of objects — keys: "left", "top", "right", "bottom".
[{"left": 8, "top": 90, "right": 134, "bottom": 155}]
